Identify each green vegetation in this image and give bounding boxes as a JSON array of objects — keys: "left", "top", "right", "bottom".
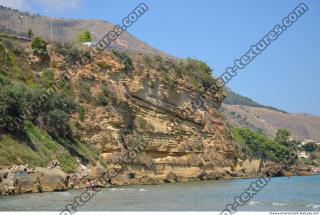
[
  {"left": 0, "top": 36, "right": 111, "bottom": 170},
  {"left": 0, "top": 122, "right": 77, "bottom": 172},
  {"left": 76, "top": 30, "right": 92, "bottom": 43},
  {"left": 112, "top": 50, "right": 134, "bottom": 73},
  {"left": 182, "top": 58, "right": 215, "bottom": 90},
  {"left": 40, "top": 69, "right": 55, "bottom": 87},
  {"left": 0, "top": 37, "right": 34, "bottom": 82},
  {"left": 142, "top": 56, "right": 153, "bottom": 68},
  {"left": 79, "top": 81, "right": 92, "bottom": 102},
  {"left": 54, "top": 43, "right": 80, "bottom": 66},
  {"left": 0, "top": 82, "right": 76, "bottom": 137},
  {"left": 78, "top": 105, "right": 86, "bottom": 121},
  {"left": 95, "top": 85, "right": 115, "bottom": 106},
  {"left": 231, "top": 127, "right": 296, "bottom": 163},
  {"left": 27, "top": 29, "right": 34, "bottom": 39},
  {"left": 31, "top": 37, "right": 47, "bottom": 57},
  {"left": 274, "top": 128, "right": 300, "bottom": 148},
  {"left": 96, "top": 62, "right": 113, "bottom": 70},
  {"left": 302, "top": 142, "right": 318, "bottom": 153},
  {"left": 137, "top": 117, "right": 147, "bottom": 129},
  {"left": 275, "top": 129, "right": 291, "bottom": 146}
]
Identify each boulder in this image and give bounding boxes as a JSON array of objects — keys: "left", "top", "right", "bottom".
[
  {"left": 140, "top": 176, "right": 157, "bottom": 185},
  {"left": 206, "top": 172, "right": 224, "bottom": 180},
  {"left": 164, "top": 172, "right": 178, "bottom": 183},
  {"left": 196, "top": 171, "right": 207, "bottom": 181},
  {"left": 34, "top": 167, "right": 68, "bottom": 192},
  {"left": 295, "top": 165, "right": 312, "bottom": 172}
]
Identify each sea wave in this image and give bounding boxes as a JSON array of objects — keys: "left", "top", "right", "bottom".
[
  {"left": 248, "top": 201, "right": 261, "bottom": 206},
  {"left": 306, "top": 204, "right": 320, "bottom": 209},
  {"left": 272, "top": 202, "right": 287, "bottom": 206},
  {"left": 110, "top": 188, "right": 135, "bottom": 191},
  {"left": 109, "top": 188, "right": 148, "bottom": 192}
]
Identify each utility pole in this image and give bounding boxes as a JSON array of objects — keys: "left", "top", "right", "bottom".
[
  {"left": 19, "top": 15, "right": 23, "bottom": 36},
  {"left": 25, "top": 16, "right": 28, "bottom": 37},
  {"left": 44, "top": 10, "right": 53, "bottom": 43}
]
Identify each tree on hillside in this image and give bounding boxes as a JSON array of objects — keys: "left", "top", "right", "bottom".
[
  {"left": 27, "top": 28, "right": 33, "bottom": 39},
  {"left": 31, "top": 37, "right": 47, "bottom": 56},
  {"left": 302, "top": 142, "right": 318, "bottom": 153},
  {"left": 275, "top": 128, "right": 291, "bottom": 146},
  {"left": 76, "top": 30, "right": 92, "bottom": 43}
]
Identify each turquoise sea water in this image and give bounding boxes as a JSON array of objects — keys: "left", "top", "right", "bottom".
[{"left": 0, "top": 175, "right": 319, "bottom": 211}]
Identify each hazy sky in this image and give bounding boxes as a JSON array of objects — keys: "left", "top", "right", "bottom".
[{"left": 1, "top": 0, "right": 319, "bottom": 115}]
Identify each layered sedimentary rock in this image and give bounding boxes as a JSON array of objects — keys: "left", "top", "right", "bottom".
[{"left": 67, "top": 52, "right": 243, "bottom": 184}]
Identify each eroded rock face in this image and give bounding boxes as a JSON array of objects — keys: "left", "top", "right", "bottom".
[{"left": 64, "top": 52, "right": 242, "bottom": 185}]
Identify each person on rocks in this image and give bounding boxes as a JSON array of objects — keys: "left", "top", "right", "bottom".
[
  {"left": 48, "top": 156, "right": 61, "bottom": 169},
  {"left": 90, "top": 180, "right": 97, "bottom": 191},
  {"left": 8, "top": 179, "right": 20, "bottom": 195},
  {"left": 85, "top": 179, "right": 91, "bottom": 191},
  {"left": 35, "top": 177, "right": 42, "bottom": 193}
]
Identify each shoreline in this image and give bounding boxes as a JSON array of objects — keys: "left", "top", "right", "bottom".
[{"left": 0, "top": 168, "right": 316, "bottom": 197}]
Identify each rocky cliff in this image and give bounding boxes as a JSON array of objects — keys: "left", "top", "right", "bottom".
[
  {"left": 65, "top": 49, "right": 242, "bottom": 184},
  {"left": 0, "top": 35, "right": 313, "bottom": 195}
]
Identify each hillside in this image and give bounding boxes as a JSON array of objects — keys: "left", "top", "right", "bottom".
[
  {"left": 222, "top": 104, "right": 320, "bottom": 142},
  {"left": 0, "top": 5, "right": 163, "bottom": 56},
  {"left": 223, "top": 88, "right": 287, "bottom": 113}
]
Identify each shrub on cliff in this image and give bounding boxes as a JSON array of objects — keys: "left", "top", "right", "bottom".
[
  {"left": 95, "top": 85, "right": 114, "bottom": 106},
  {"left": 31, "top": 37, "right": 47, "bottom": 56},
  {"left": 0, "top": 82, "right": 77, "bottom": 138},
  {"left": 0, "top": 83, "right": 30, "bottom": 132},
  {"left": 112, "top": 50, "right": 134, "bottom": 74},
  {"left": 79, "top": 81, "right": 92, "bottom": 102},
  {"left": 76, "top": 30, "right": 92, "bottom": 43},
  {"left": 54, "top": 43, "right": 80, "bottom": 66},
  {"left": 183, "top": 58, "right": 215, "bottom": 90},
  {"left": 302, "top": 142, "right": 318, "bottom": 152}
]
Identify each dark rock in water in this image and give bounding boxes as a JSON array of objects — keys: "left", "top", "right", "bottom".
[
  {"left": 295, "top": 165, "right": 312, "bottom": 172},
  {"left": 164, "top": 172, "right": 178, "bottom": 183},
  {"left": 206, "top": 172, "right": 224, "bottom": 180},
  {"left": 226, "top": 171, "right": 240, "bottom": 177},
  {"left": 140, "top": 176, "right": 157, "bottom": 185},
  {"left": 196, "top": 171, "right": 208, "bottom": 181}
]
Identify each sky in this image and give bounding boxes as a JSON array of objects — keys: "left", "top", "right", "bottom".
[{"left": 1, "top": 0, "right": 319, "bottom": 115}]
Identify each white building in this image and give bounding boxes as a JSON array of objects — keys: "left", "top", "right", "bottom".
[{"left": 298, "top": 151, "right": 310, "bottom": 159}]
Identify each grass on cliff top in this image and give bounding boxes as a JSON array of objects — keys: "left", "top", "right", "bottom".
[
  {"left": 0, "top": 36, "right": 35, "bottom": 84},
  {"left": 0, "top": 122, "right": 105, "bottom": 173},
  {"left": 0, "top": 122, "right": 77, "bottom": 173},
  {"left": 25, "top": 122, "right": 77, "bottom": 173}
]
